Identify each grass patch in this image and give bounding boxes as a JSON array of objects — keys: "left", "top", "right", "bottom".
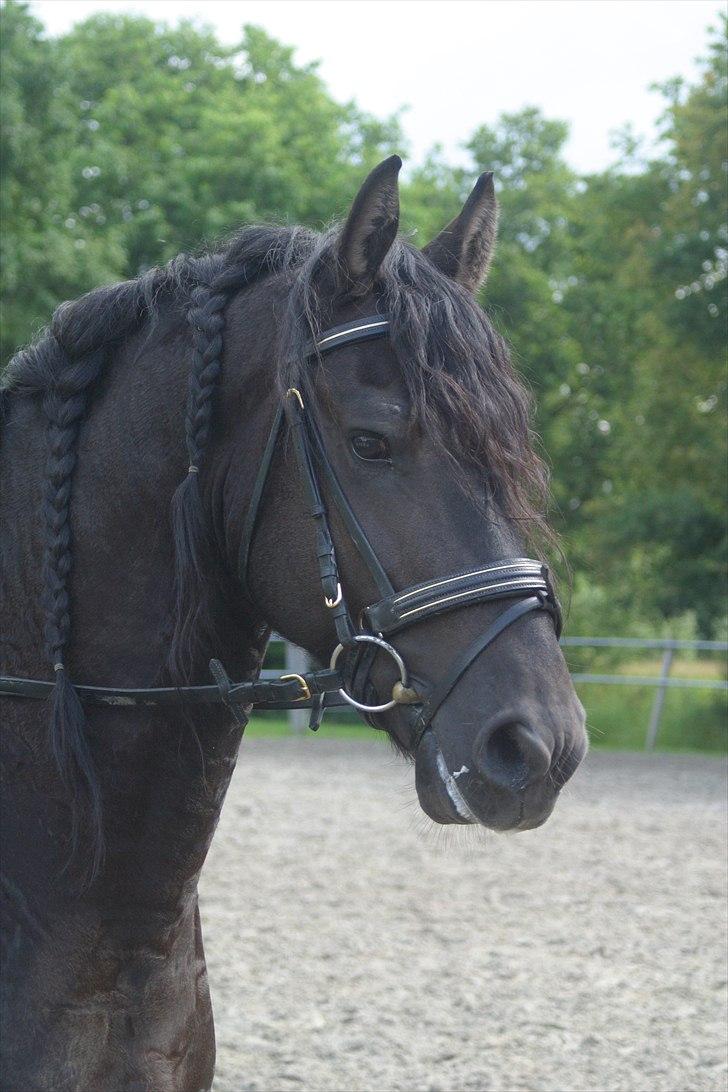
[
  {"left": 565, "top": 650, "right": 726, "bottom": 752},
  {"left": 575, "top": 681, "right": 726, "bottom": 752},
  {"left": 244, "top": 716, "right": 378, "bottom": 741}
]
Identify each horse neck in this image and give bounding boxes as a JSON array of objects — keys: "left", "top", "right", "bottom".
[
  {"left": 0, "top": 291, "right": 279, "bottom": 1090},
  {"left": 1, "top": 304, "right": 262, "bottom": 921}
]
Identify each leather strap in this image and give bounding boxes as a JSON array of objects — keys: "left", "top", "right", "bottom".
[
  {"left": 284, "top": 393, "right": 354, "bottom": 644},
  {"left": 410, "top": 596, "right": 554, "bottom": 748},
  {"left": 0, "top": 666, "right": 347, "bottom": 710},
  {"left": 238, "top": 315, "right": 391, "bottom": 601},
  {"left": 310, "top": 316, "right": 390, "bottom": 357},
  {"left": 365, "top": 560, "right": 550, "bottom": 636},
  {"left": 237, "top": 404, "right": 285, "bottom": 601},
  {"left": 305, "top": 409, "right": 394, "bottom": 599}
]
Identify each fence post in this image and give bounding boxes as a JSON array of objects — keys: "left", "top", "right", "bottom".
[
  {"left": 645, "top": 648, "right": 674, "bottom": 751},
  {"left": 284, "top": 642, "right": 310, "bottom": 733}
]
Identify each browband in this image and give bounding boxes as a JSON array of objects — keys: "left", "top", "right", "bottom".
[{"left": 310, "top": 316, "right": 390, "bottom": 356}]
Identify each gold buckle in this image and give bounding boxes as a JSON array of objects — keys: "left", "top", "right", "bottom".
[
  {"left": 324, "top": 583, "right": 343, "bottom": 608},
  {"left": 280, "top": 673, "right": 311, "bottom": 702}
]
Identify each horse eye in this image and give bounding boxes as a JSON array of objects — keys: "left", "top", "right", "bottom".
[{"left": 350, "top": 432, "right": 391, "bottom": 463}]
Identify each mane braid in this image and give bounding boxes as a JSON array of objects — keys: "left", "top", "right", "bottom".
[
  {"left": 0, "top": 227, "right": 318, "bottom": 882},
  {"left": 164, "top": 225, "right": 319, "bottom": 680},
  {"left": 167, "top": 283, "right": 228, "bottom": 681},
  {"left": 41, "top": 340, "right": 105, "bottom": 887}
]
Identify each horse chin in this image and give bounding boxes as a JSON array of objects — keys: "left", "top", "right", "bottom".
[{"left": 415, "top": 729, "right": 476, "bottom": 825}]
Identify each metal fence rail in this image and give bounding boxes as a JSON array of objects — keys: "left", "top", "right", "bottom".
[
  {"left": 265, "top": 636, "right": 727, "bottom": 750},
  {"left": 561, "top": 636, "right": 727, "bottom": 651},
  {"left": 560, "top": 636, "right": 727, "bottom": 750}
]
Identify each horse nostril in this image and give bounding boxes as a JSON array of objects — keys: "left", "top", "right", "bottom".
[{"left": 474, "top": 721, "right": 553, "bottom": 791}]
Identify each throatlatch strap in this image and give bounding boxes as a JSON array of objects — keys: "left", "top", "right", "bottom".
[{"left": 238, "top": 404, "right": 285, "bottom": 599}]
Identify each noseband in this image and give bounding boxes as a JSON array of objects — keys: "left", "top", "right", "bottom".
[{"left": 0, "top": 315, "right": 561, "bottom": 750}]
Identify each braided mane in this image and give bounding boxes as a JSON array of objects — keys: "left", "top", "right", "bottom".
[{"left": 1, "top": 226, "right": 311, "bottom": 885}]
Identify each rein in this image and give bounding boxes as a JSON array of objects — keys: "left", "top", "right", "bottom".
[{"left": 0, "top": 315, "right": 561, "bottom": 743}]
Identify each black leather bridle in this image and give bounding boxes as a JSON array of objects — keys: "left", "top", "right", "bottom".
[{"left": 0, "top": 315, "right": 561, "bottom": 747}]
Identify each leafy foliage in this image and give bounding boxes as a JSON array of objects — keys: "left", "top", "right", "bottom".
[{"left": 0, "top": 3, "right": 402, "bottom": 356}]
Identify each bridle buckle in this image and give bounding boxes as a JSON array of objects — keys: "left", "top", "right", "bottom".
[
  {"left": 324, "top": 583, "right": 343, "bottom": 608},
  {"left": 280, "top": 673, "right": 312, "bottom": 702}
]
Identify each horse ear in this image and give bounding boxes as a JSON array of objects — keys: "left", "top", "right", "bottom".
[
  {"left": 336, "top": 155, "right": 402, "bottom": 296},
  {"left": 422, "top": 172, "right": 498, "bottom": 294}
]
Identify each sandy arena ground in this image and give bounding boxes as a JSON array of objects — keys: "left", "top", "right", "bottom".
[{"left": 200, "top": 741, "right": 727, "bottom": 1092}]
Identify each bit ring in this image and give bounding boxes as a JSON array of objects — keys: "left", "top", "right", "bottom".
[{"left": 330, "top": 634, "right": 409, "bottom": 713}]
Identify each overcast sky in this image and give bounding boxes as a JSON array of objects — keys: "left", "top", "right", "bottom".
[{"left": 31, "top": 0, "right": 720, "bottom": 175}]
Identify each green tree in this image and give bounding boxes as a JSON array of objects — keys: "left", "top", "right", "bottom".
[
  {"left": 1, "top": 2, "right": 724, "bottom": 635},
  {"left": 0, "top": 5, "right": 402, "bottom": 360},
  {"left": 0, "top": 1, "right": 125, "bottom": 356},
  {"left": 565, "top": 18, "right": 727, "bottom": 632}
]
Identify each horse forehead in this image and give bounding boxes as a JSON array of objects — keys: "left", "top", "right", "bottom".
[{"left": 322, "top": 339, "right": 406, "bottom": 397}]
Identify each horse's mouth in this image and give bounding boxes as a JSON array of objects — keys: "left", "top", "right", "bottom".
[
  {"left": 414, "top": 726, "right": 561, "bottom": 832},
  {"left": 415, "top": 729, "right": 476, "bottom": 825}
]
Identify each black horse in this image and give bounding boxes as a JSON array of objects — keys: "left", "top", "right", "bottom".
[{"left": 0, "top": 157, "right": 587, "bottom": 1091}]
